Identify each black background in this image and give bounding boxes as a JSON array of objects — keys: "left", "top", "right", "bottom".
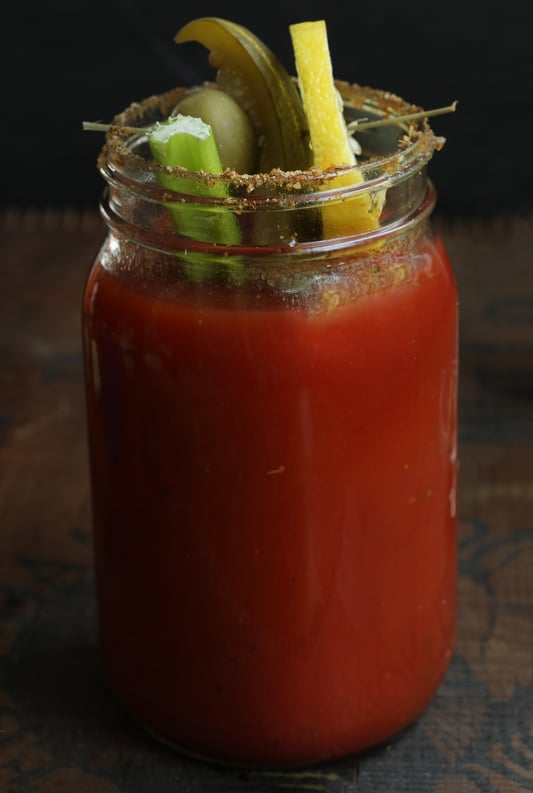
[{"left": 4, "top": 0, "right": 532, "bottom": 218}]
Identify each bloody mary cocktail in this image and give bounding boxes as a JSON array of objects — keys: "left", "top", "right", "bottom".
[
  {"left": 84, "top": 222, "right": 457, "bottom": 766},
  {"left": 83, "top": 20, "right": 457, "bottom": 765}
]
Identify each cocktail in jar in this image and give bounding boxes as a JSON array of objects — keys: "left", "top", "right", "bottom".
[{"left": 82, "top": 19, "right": 458, "bottom": 767}]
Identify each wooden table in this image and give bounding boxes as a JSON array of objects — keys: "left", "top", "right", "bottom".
[{"left": 1, "top": 210, "right": 532, "bottom": 793}]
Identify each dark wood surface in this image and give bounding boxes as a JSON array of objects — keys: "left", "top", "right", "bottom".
[{"left": 1, "top": 210, "right": 533, "bottom": 792}]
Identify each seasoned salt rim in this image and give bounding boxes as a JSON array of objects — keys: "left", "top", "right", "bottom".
[{"left": 99, "top": 81, "right": 444, "bottom": 200}]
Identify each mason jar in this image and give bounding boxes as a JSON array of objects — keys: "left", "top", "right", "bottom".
[{"left": 82, "top": 83, "right": 458, "bottom": 767}]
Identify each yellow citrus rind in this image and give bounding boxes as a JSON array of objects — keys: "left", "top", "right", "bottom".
[{"left": 290, "top": 20, "right": 382, "bottom": 237}]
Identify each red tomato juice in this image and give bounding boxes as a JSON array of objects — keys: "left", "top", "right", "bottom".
[{"left": 83, "top": 235, "right": 457, "bottom": 765}]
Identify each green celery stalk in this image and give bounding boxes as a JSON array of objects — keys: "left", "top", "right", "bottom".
[{"left": 147, "top": 114, "right": 241, "bottom": 280}]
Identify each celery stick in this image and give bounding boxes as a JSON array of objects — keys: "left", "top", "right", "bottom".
[{"left": 147, "top": 114, "right": 241, "bottom": 280}]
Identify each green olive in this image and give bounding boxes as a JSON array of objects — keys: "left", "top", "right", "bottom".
[{"left": 176, "top": 88, "right": 258, "bottom": 174}]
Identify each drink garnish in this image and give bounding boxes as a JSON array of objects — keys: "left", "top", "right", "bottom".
[
  {"left": 173, "top": 87, "right": 258, "bottom": 174},
  {"left": 289, "top": 20, "right": 383, "bottom": 236},
  {"left": 84, "top": 18, "right": 457, "bottom": 249},
  {"left": 146, "top": 113, "right": 240, "bottom": 246},
  {"left": 175, "top": 17, "right": 311, "bottom": 172}
]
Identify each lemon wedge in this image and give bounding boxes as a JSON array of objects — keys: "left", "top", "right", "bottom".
[{"left": 289, "top": 20, "right": 382, "bottom": 237}]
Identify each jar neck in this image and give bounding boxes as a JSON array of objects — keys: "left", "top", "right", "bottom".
[{"left": 99, "top": 83, "right": 442, "bottom": 255}]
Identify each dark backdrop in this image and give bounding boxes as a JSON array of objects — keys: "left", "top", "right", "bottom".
[{"left": 4, "top": 0, "right": 532, "bottom": 218}]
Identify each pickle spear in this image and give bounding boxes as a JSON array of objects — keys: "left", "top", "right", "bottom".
[
  {"left": 290, "top": 20, "right": 382, "bottom": 236},
  {"left": 175, "top": 17, "right": 311, "bottom": 172}
]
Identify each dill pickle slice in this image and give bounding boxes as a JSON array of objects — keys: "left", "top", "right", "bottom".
[{"left": 175, "top": 17, "right": 311, "bottom": 172}]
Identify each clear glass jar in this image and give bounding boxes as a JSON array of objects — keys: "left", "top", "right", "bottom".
[{"left": 82, "top": 83, "right": 458, "bottom": 767}]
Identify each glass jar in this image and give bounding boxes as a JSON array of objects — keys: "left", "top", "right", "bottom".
[{"left": 82, "top": 83, "right": 458, "bottom": 767}]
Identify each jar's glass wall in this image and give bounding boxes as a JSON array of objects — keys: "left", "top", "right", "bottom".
[{"left": 82, "top": 84, "right": 458, "bottom": 767}]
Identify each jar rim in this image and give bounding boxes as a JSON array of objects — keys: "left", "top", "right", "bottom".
[{"left": 99, "top": 81, "right": 444, "bottom": 201}]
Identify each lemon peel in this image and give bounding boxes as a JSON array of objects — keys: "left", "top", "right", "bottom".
[{"left": 289, "top": 20, "right": 382, "bottom": 238}]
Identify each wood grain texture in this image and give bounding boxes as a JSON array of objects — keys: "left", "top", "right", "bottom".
[{"left": 1, "top": 211, "right": 532, "bottom": 792}]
